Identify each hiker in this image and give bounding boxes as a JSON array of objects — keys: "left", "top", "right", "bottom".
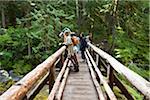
[
  {"left": 79, "top": 34, "right": 88, "bottom": 61},
  {"left": 60, "top": 28, "right": 79, "bottom": 72},
  {"left": 70, "top": 32, "right": 80, "bottom": 53}
]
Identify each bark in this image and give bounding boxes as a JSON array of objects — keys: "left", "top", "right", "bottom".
[
  {"left": 27, "top": 38, "right": 31, "bottom": 56},
  {"left": 1, "top": 5, "right": 6, "bottom": 28},
  {"left": 109, "top": 0, "right": 119, "bottom": 53},
  {"left": 76, "top": 0, "right": 80, "bottom": 33}
]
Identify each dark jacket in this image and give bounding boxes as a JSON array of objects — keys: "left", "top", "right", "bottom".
[{"left": 80, "top": 37, "right": 88, "bottom": 51}]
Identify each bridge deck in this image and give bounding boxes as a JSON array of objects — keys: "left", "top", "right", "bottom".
[{"left": 62, "top": 54, "right": 98, "bottom": 100}]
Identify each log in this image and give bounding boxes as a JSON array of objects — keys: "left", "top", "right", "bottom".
[
  {"left": 85, "top": 52, "right": 106, "bottom": 100},
  {"left": 26, "top": 72, "right": 49, "bottom": 99},
  {"left": 48, "top": 59, "right": 69, "bottom": 100},
  {"left": 49, "top": 64, "right": 55, "bottom": 93},
  {"left": 88, "top": 42, "right": 150, "bottom": 98},
  {"left": 86, "top": 49, "right": 117, "bottom": 100},
  {"left": 96, "top": 54, "right": 99, "bottom": 66},
  {"left": 56, "top": 66, "right": 70, "bottom": 100},
  {"left": 0, "top": 46, "right": 66, "bottom": 100}
]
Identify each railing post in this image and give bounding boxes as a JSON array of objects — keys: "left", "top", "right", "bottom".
[
  {"left": 96, "top": 54, "right": 99, "bottom": 66},
  {"left": 96, "top": 44, "right": 100, "bottom": 66},
  {"left": 60, "top": 54, "right": 64, "bottom": 69},
  {"left": 108, "top": 64, "right": 114, "bottom": 89},
  {"left": 92, "top": 50, "right": 96, "bottom": 61},
  {"left": 97, "top": 56, "right": 101, "bottom": 68},
  {"left": 49, "top": 65, "right": 55, "bottom": 93}
]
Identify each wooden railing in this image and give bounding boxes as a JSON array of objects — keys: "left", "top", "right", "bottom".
[
  {"left": 87, "top": 42, "right": 150, "bottom": 99},
  {"left": 0, "top": 46, "right": 66, "bottom": 100},
  {"left": 0, "top": 41, "right": 150, "bottom": 100}
]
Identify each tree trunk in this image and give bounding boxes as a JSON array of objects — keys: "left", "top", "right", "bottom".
[
  {"left": 109, "top": 0, "right": 119, "bottom": 53},
  {"left": 1, "top": 5, "right": 6, "bottom": 28},
  {"left": 27, "top": 38, "right": 31, "bottom": 56},
  {"left": 76, "top": 0, "right": 80, "bottom": 33}
]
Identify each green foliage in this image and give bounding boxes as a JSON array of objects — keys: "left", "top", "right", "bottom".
[
  {"left": 34, "top": 86, "right": 49, "bottom": 100},
  {"left": 116, "top": 74, "right": 144, "bottom": 100},
  {"left": 124, "top": 84, "right": 144, "bottom": 100},
  {"left": 0, "top": 0, "right": 149, "bottom": 98},
  {"left": 0, "top": 80, "right": 15, "bottom": 93},
  {"left": 114, "top": 27, "right": 139, "bottom": 63},
  {"left": 113, "top": 86, "right": 127, "bottom": 100},
  {"left": 12, "top": 60, "right": 31, "bottom": 75},
  {"left": 114, "top": 0, "right": 149, "bottom": 65},
  {"left": 0, "top": 1, "right": 77, "bottom": 76}
]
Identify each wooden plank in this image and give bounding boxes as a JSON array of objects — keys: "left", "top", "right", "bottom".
[
  {"left": 85, "top": 52, "right": 106, "bottom": 100},
  {"left": 86, "top": 49, "right": 117, "bottom": 100},
  {"left": 100, "top": 58, "right": 107, "bottom": 71},
  {"left": 48, "top": 59, "right": 69, "bottom": 100},
  {"left": 62, "top": 54, "right": 98, "bottom": 100},
  {"left": 49, "top": 57, "right": 61, "bottom": 93},
  {"left": 0, "top": 46, "right": 66, "bottom": 100},
  {"left": 56, "top": 67, "right": 70, "bottom": 100},
  {"left": 96, "top": 54, "right": 99, "bottom": 66},
  {"left": 49, "top": 65, "right": 55, "bottom": 93},
  {"left": 108, "top": 66, "right": 114, "bottom": 89},
  {"left": 88, "top": 42, "right": 150, "bottom": 98}
]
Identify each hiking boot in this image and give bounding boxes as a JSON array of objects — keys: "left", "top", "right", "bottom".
[
  {"left": 74, "top": 68, "right": 79, "bottom": 72},
  {"left": 74, "top": 66, "right": 79, "bottom": 72}
]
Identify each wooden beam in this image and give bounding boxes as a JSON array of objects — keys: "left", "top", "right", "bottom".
[
  {"left": 49, "top": 65, "right": 55, "bottom": 93},
  {"left": 48, "top": 59, "right": 69, "bottom": 100},
  {"left": 0, "top": 46, "right": 66, "bottom": 100},
  {"left": 86, "top": 49, "right": 117, "bottom": 100},
  {"left": 88, "top": 42, "right": 150, "bottom": 98},
  {"left": 26, "top": 72, "right": 49, "bottom": 100},
  {"left": 96, "top": 54, "right": 99, "bottom": 66},
  {"left": 56, "top": 67, "right": 70, "bottom": 100},
  {"left": 108, "top": 66, "right": 114, "bottom": 89},
  {"left": 85, "top": 52, "right": 106, "bottom": 100}
]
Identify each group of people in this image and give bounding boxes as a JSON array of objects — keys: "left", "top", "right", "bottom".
[{"left": 59, "top": 28, "right": 88, "bottom": 72}]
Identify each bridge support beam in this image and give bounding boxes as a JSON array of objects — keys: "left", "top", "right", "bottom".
[{"left": 49, "top": 64, "right": 55, "bottom": 93}]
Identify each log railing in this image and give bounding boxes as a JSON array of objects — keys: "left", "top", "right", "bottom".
[
  {"left": 1, "top": 41, "right": 150, "bottom": 100},
  {"left": 87, "top": 42, "right": 150, "bottom": 99},
  {"left": 0, "top": 46, "right": 66, "bottom": 100}
]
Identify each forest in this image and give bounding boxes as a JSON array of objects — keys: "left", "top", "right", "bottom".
[{"left": 0, "top": 0, "right": 149, "bottom": 100}]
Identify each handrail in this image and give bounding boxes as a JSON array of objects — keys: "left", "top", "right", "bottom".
[
  {"left": 85, "top": 52, "right": 106, "bottom": 100},
  {"left": 88, "top": 42, "right": 150, "bottom": 98},
  {"left": 55, "top": 63, "right": 70, "bottom": 100},
  {"left": 86, "top": 49, "right": 117, "bottom": 100},
  {"left": 48, "top": 59, "right": 69, "bottom": 100},
  {"left": 0, "top": 46, "right": 66, "bottom": 100}
]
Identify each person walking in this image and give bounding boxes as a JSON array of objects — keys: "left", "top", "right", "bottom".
[
  {"left": 79, "top": 34, "right": 88, "bottom": 61},
  {"left": 70, "top": 32, "right": 80, "bottom": 53},
  {"left": 60, "top": 28, "right": 79, "bottom": 72}
]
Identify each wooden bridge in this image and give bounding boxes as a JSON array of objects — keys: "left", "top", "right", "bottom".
[{"left": 0, "top": 42, "right": 150, "bottom": 100}]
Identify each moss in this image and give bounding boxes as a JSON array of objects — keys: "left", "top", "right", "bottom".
[
  {"left": 113, "top": 86, "right": 127, "bottom": 100},
  {"left": 0, "top": 83, "right": 6, "bottom": 92},
  {"left": 0, "top": 80, "right": 15, "bottom": 94},
  {"left": 34, "top": 85, "right": 49, "bottom": 100}
]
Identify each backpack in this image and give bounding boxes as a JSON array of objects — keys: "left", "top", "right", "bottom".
[{"left": 71, "top": 36, "right": 79, "bottom": 46}]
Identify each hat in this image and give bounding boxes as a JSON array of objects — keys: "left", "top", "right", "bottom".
[
  {"left": 63, "top": 28, "right": 71, "bottom": 33},
  {"left": 59, "top": 28, "right": 71, "bottom": 37}
]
